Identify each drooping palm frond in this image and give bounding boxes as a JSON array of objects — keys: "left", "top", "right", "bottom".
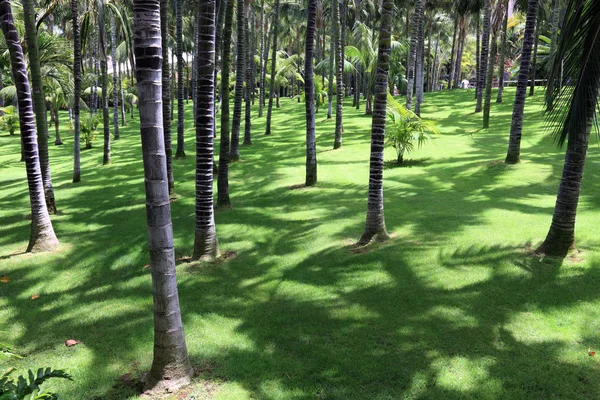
[{"left": 546, "top": 0, "right": 600, "bottom": 146}]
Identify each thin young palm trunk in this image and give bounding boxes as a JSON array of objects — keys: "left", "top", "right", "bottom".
[
  {"left": 332, "top": 0, "right": 343, "bottom": 148},
  {"left": 230, "top": 0, "right": 245, "bottom": 160},
  {"left": 0, "top": 0, "right": 59, "bottom": 253},
  {"left": 23, "top": 0, "right": 57, "bottom": 213},
  {"left": 132, "top": 0, "right": 192, "bottom": 391},
  {"left": 91, "top": 32, "right": 99, "bottom": 114},
  {"left": 111, "top": 15, "right": 119, "bottom": 140},
  {"left": 119, "top": 62, "right": 126, "bottom": 125},
  {"left": 214, "top": 0, "right": 227, "bottom": 120},
  {"left": 305, "top": 0, "right": 317, "bottom": 186},
  {"left": 505, "top": 0, "right": 539, "bottom": 164},
  {"left": 449, "top": 18, "right": 458, "bottom": 89},
  {"left": 476, "top": 0, "right": 491, "bottom": 113},
  {"left": 497, "top": 0, "right": 508, "bottom": 102},
  {"left": 194, "top": 0, "right": 219, "bottom": 260},
  {"left": 414, "top": 3, "right": 426, "bottom": 116},
  {"left": 358, "top": 0, "right": 393, "bottom": 245},
  {"left": 258, "top": 0, "right": 266, "bottom": 116},
  {"left": 454, "top": 22, "right": 465, "bottom": 88},
  {"left": 483, "top": 7, "right": 500, "bottom": 129},
  {"left": 160, "top": 0, "right": 174, "bottom": 194},
  {"left": 217, "top": 0, "right": 234, "bottom": 207},
  {"left": 243, "top": 7, "right": 253, "bottom": 145},
  {"left": 175, "top": 0, "right": 185, "bottom": 158},
  {"left": 406, "top": 1, "right": 420, "bottom": 110},
  {"left": 327, "top": 0, "right": 334, "bottom": 119},
  {"left": 474, "top": 13, "right": 480, "bottom": 96},
  {"left": 265, "top": 0, "right": 279, "bottom": 135},
  {"left": 529, "top": 15, "right": 540, "bottom": 96},
  {"left": 102, "top": 47, "right": 111, "bottom": 165},
  {"left": 72, "top": 0, "right": 81, "bottom": 182}
]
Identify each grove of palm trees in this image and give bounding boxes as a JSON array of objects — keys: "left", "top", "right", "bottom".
[{"left": 1, "top": 0, "right": 599, "bottom": 398}]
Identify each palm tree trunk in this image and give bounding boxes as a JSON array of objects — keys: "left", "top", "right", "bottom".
[
  {"left": 192, "top": 15, "right": 199, "bottom": 126},
  {"left": 529, "top": 14, "right": 540, "bottom": 96},
  {"left": 54, "top": 109, "right": 62, "bottom": 145},
  {"left": 230, "top": 0, "right": 245, "bottom": 160},
  {"left": 358, "top": 0, "right": 393, "bottom": 245},
  {"left": 414, "top": 3, "right": 426, "bottom": 116},
  {"left": 72, "top": 0, "right": 81, "bottom": 182},
  {"left": 214, "top": 0, "right": 227, "bottom": 120},
  {"left": 91, "top": 31, "right": 99, "bottom": 114},
  {"left": 132, "top": 0, "right": 192, "bottom": 391},
  {"left": 23, "top": 0, "right": 57, "bottom": 213},
  {"left": 449, "top": 18, "right": 458, "bottom": 89},
  {"left": 497, "top": 0, "right": 509, "bottom": 103},
  {"left": 305, "top": 0, "right": 317, "bottom": 186},
  {"left": 175, "top": 0, "right": 185, "bottom": 158},
  {"left": 111, "top": 15, "right": 120, "bottom": 140},
  {"left": 454, "top": 21, "right": 465, "bottom": 88},
  {"left": 505, "top": 0, "right": 539, "bottom": 164},
  {"left": 161, "top": 0, "right": 174, "bottom": 194},
  {"left": 119, "top": 62, "right": 127, "bottom": 126},
  {"left": 101, "top": 49, "right": 111, "bottom": 165},
  {"left": 476, "top": 0, "right": 491, "bottom": 113},
  {"left": 194, "top": 0, "right": 219, "bottom": 261},
  {"left": 483, "top": 11, "right": 499, "bottom": 129},
  {"left": 217, "top": 0, "right": 235, "bottom": 207},
  {"left": 327, "top": 0, "right": 334, "bottom": 119},
  {"left": 332, "top": 0, "right": 343, "bottom": 149},
  {"left": 264, "top": 0, "right": 279, "bottom": 135},
  {"left": 243, "top": 6, "right": 253, "bottom": 146},
  {"left": 258, "top": 0, "right": 266, "bottom": 116},
  {"left": 0, "top": 0, "right": 59, "bottom": 253},
  {"left": 406, "top": 0, "right": 421, "bottom": 110},
  {"left": 474, "top": 13, "right": 480, "bottom": 96}
]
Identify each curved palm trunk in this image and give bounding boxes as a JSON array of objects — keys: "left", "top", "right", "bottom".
[
  {"left": 23, "top": 0, "right": 57, "bottom": 213},
  {"left": 497, "top": 0, "right": 509, "bottom": 103},
  {"left": 175, "top": 0, "right": 185, "bottom": 158},
  {"left": 160, "top": 0, "right": 174, "bottom": 194},
  {"left": 111, "top": 16, "right": 120, "bottom": 140},
  {"left": 332, "top": 0, "right": 343, "bottom": 149},
  {"left": 476, "top": 0, "right": 491, "bottom": 113},
  {"left": 243, "top": 7, "right": 254, "bottom": 146},
  {"left": 101, "top": 43, "right": 111, "bottom": 165},
  {"left": 505, "top": 0, "right": 539, "bottom": 164},
  {"left": 230, "top": 0, "right": 245, "bottom": 160},
  {"left": 194, "top": 0, "right": 219, "bottom": 260},
  {"left": 358, "top": 0, "right": 393, "bottom": 245},
  {"left": 72, "top": 0, "right": 81, "bottom": 182},
  {"left": 132, "top": 0, "right": 192, "bottom": 391},
  {"left": 305, "top": 0, "right": 317, "bottom": 186},
  {"left": 217, "top": 0, "right": 235, "bottom": 207},
  {"left": 529, "top": 16, "right": 540, "bottom": 97},
  {"left": 265, "top": 0, "right": 279, "bottom": 135},
  {"left": 406, "top": 1, "right": 420, "bottom": 110},
  {"left": 0, "top": 0, "right": 59, "bottom": 253}
]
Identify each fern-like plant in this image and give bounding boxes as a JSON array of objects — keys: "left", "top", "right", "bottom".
[
  {"left": 0, "top": 367, "right": 72, "bottom": 400},
  {"left": 385, "top": 94, "right": 438, "bottom": 164}
]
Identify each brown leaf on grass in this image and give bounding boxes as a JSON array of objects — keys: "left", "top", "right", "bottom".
[
  {"left": 588, "top": 348, "right": 596, "bottom": 356},
  {"left": 65, "top": 339, "right": 79, "bottom": 347},
  {"left": 142, "top": 264, "right": 150, "bottom": 269},
  {"left": 31, "top": 294, "right": 40, "bottom": 300},
  {"left": 0, "top": 276, "right": 11, "bottom": 283}
]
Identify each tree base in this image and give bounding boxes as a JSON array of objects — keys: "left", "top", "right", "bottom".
[
  {"left": 143, "top": 368, "right": 192, "bottom": 395},
  {"left": 230, "top": 154, "right": 240, "bottom": 162},
  {"left": 54, "top": 140, "right": 63, "bottom": 145},
  {"left": 193, "top": 231, "right": 219, "bottom": 261},
  {"left": 535, "top": 239, "right": 575, "bottom": 258},
  {"left": 175, "top": 152, "right": 186, "bottom": 159},
  {"left": 27, "top": 229, "right": 59, "bottom": 253},
  {"left": 357, "top": 229, "right": 390, "bottom": 246},
  {"left": 504, "top": 154, "right": 520, "bottom": 164},
  {"left": 333, "top": 141, "right": 342, "bottom": 150}
]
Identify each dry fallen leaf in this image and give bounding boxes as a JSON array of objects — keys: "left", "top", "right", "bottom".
[
  {"left": 0, "top": 276, "right": 11, "bottom": 283},
  {"left": 65, "top": 339, "right": 79, "bottom": 347},
  {"left": 31, "top": 294, "right": 40, "bottom": 300},
  {"left": 142, "top": 264, "right": 150, "bottom": 269}
]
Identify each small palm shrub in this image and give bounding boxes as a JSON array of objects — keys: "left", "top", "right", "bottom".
[
  {"left": 385, "top": 94, "right": 438, "bottom": 164},
  {"left": 0, "top": 106, "right": 19, "bottom": 136},
  {"left": 81, "top": 113, "right": 100, "bottom": 149}
]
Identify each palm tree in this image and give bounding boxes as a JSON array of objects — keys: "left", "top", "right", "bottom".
[
  {"left": 132, "top": 0, "right": 193, "bottom": 391},
  {"left": 475, "top": 0, "right": 491, "bottom": 113},
  {"left": 406, "top": 0, "right": 422, "bottom": 111},
  {"left": 0, "top": 0, "right": 59, "bottom": 253},
  {"left": 22, "top": 0, "right": 57, "bottom": 213},
  {"left": 327, "top": 0, "right": 333, "bottom": 119},
  {"left": 243, "top": 4, "right": 254, "bottom": 146},
  {"left": 536, "top": 0, "right": 600, "bottom": 256},
  {"left": 72, "top": 0, "right": 82, "bottom": 182},
  {"left": 194, "top": 0, "right": 219, "bottom": 260},
  {"left": 332, "top": 0, "right": 343, "bottom": 149},
  {"left": 414, "top": 4, "right": 426, "bottom": 116},
  {"left": 218, "top": 0, "right": 235, "bottom": 207},
  {"left": 175, "top": 0, "right": 185, "bottom": 158},
  {"left": 99, "top": 7, "right": 111, "bottom": 165},
  {"left": 483, "top": 0, "right": 502, "bottom": 128},
  {"left": 505, "top": 0, "right": 539, "bottom": 164},
  {"left": 258, "top": 0, "right": 267, "bottom": 117},
  {"left": 305, "top": 0, "right": 317, "bottom": 186},
  {"left": 111, "top": 15, "right": 120, "bottom": 140},
  {"left": 358, "top": 0, "right": 393, "bottom": 245},
  {"left": 496, "top": 0, "right": 508, "bottom": 102},
  {"left": 160, "top": 0, "right": 174, "bottom": 194},
  {"left": 528, "top": 11, "right": 540, "bottom": 96},
  {"left": 265, "top": 0, "right": 279, "bottom": 136},
  {"left": 230, "top": 0, "right": 245, "bottom": 161}
]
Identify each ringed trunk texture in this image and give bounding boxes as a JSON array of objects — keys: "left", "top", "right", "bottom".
[
  {"left": 497, "top": 0, "right": 509, "bottom": 103},
  {"left": 505, "top": 0, "right": 539, "bottom": 164},
  {"left": 327, "top": 0, "right": 334, "bottom": 119},
  {"left": 476, "top": 0, "right": 491, "bottom": 113},
  {"left": 406, "top": 1, "right": 421, "bottom": 110},
  {"left": 358, "top": 0, "right": 393, "bottom": 245},
  {"left": 194, "top": 0, "right": 219, "bottom": 261},
  {"left": 332, "top": 0, "right": 343, "bottom": 149},
  {"left": 529, "top": 15, "right": 540, "bottom": 97},
  {"left": 101, "top": 47, "right": 111, "bottom": 165},
  {"left": 111, "top": 16, "right": 120, "bottom": 140},
  {"left": 175, "top": 0, "right": 185, "bottom": 158},
  {"left": 265, "top": 0, "right": 279, "bottom": 135},
  {"left": 72, "top": 0, "right": 81, "bottom": 182},
  {"left": 414, "top": 3, "right": 426, "bottom": 116},
  {"left": 0, "top": 0, "right": 59, "bottom": 253},
  {"left": 258, "top": 0, "right": 266, "bottom": 117},
  {"left": 160, "top": 0, "right": 174, "bottom": 194},
  {"left": 243, "top": 8, "right": 253, "bottom": 145},
  {"left": 230, "top": 0, "right": 245, "bottom": 160},
  {"left": 305, "top": 0, "right": 317, "bottom": 186},
  {"left": 132, "top": 0, "right": 193, "bottom": 391}
]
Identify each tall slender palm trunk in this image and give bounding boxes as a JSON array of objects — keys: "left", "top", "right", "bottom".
[
  {"left": 72, "top": 0, "right": 81, "bottom": 182},
  {"left": 305, "top": 0, "right": 317, "bottom": 186},
  {"left": 483, "top": 4, "right": 501, "bottom": 128},
  {"left": 230, "top": 0, "right": 245, "bottom": 160},
  {"left": 175, "top": 0, "right": 185, "bottom": 158},
  {"left": 194, "top": 0, "right": 219, "bottom": 260},
  {"left": 497, "top": 0, "right": 509, "bottom": 103},
  {"left": 111, "top": 15, "right": 120, "bottom": 139},
  {"left": 160, "top": 0, "right": 174, "bottom": 194},
  {"left": 529, "top": 15, "right": 540, "bottom": 96},
  {"left": 414, "top": 3, "right": 426, "bottom": 116},
  {"left": 406, "top": 1, "right": 421, "bottom": 110},
  {"left": 23, "top": 0, "right": 56, "bottom": 213},
  {"left": 327, "top": 0, "right": 334, "bottom": 119},
  {"left": 0, "top": 0, "right": 59, "bottom": 253},
  {"left": 476, "top": 0, "right": 491, "bottom": 113},
  {"left": 217, "top": 0, "right": 235, "bottom": 207},
  {"left": 214, "top": 0, "right": 227, "bottom": 120},
  {"left": 505, "top": 0, "right": 539, "bottom": 164},
  {"left": 358, "top": 0, "right": 393, "bottom": 245},
  {"left": 258, "top": 0, "right": 266, "bottom": 117},
  {"left": 101, "top": 31, "right": 111, "bottom": 165},
  {"left": 118, "top": 62, "right": 127, "bottom": 125},
  {"left": 332, "top": 0, "right": 343, "bottom": 148},
  {"left": 265, "top": 0, "right": 279, "bottom": 135},
  {"left": 132, "top": 0, "right": 192, "bottom": 392},
  {"left": 449, "top": 18, "right": 458, "bottom": 89},
  {"left": 243, "top": 7, "right": 254, "bottom": 145}
]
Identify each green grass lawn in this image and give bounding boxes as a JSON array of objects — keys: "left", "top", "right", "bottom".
[{"left": 2, "top": 88, "right": 600, "bottom": 399}]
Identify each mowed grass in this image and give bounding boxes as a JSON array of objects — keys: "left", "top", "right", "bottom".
[{"left": 2, "top": 88, "right": 600, "bottom": 399}]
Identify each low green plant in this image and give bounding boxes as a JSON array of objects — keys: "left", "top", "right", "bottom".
[
  {"left": 0, "top": 367, "right": 72, "bottom": 400},
  {"left": 385, "top": 93, "right": 438, "bottom": 164},
  {"left": 81, "top": 113, "right": 100, "bottom": 149},
  {"left": 0, "top": 106, "right": 19, "bottom": 136}
]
